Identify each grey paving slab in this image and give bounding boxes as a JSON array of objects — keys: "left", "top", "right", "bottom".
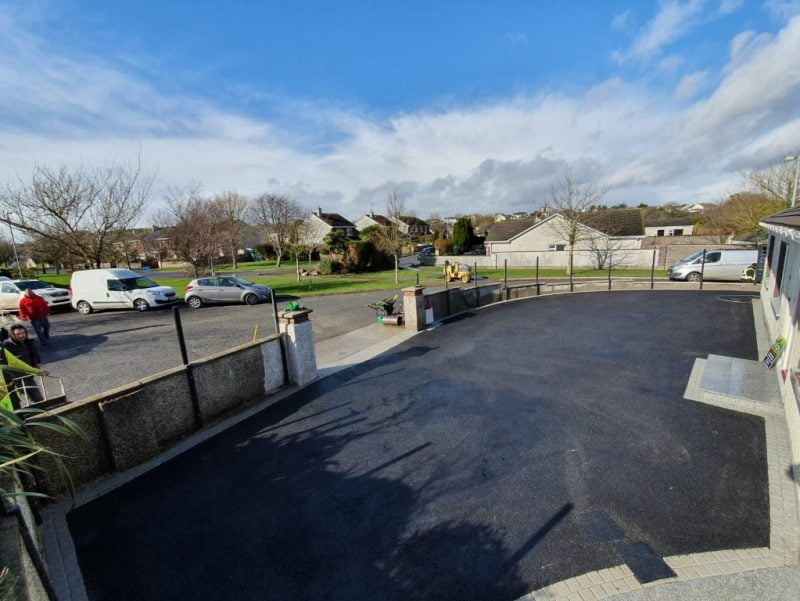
[
  {"left": 700, "top": 354, "right": 782, "bottom": 407},
  {"left": 605, "top": 566, "right": 800, "bottom": 601}
]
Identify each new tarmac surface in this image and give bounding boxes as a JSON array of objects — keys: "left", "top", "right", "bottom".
[{"left": 67, "top": 291, "right": 768, "bottom": 600}]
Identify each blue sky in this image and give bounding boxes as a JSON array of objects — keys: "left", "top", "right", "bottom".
[{"left": 1, "top": 0, "right": 799, "bottom": 217}]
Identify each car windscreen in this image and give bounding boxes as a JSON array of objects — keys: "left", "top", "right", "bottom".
[
  {"left": 231, "top": 277, "right": 254, "bottom": 286},
  {"left": 14, "top": 280, "right": 50, "bottom": 290},
  {"left": 119, "top": 277, "right": 158, "bottom": 290},
  {"left": 681, "top": 251, "right": 705, "bottom": 263}
]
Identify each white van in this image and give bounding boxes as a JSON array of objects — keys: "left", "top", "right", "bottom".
[
  {"left": 70, "top": 269, "right": 178, "bottom": 314},
  {"left": 667, "top": 249, "right": 758, "bottom": 282}
]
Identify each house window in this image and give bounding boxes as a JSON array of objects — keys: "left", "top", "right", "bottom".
[
  {"left": 766, "top": 235, "right": 775, "bottom": 271},
  {"left": 656, "top": 230, "right": 665, "bottom": 236},
  {"left": 673, "top": 229, "right": 683, "bottom": 236},
  {"left": 773, "top": 241, "right": 788, "bottom": 297},
  {"left": 549, "top": 244, "right": 566, "bottom": 251}
]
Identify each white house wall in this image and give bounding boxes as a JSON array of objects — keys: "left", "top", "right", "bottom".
[
  {"left": 759, "top": 223, "right": 800, "bottom": 479},
  {"left": 643, "top": 225, "right": 694, "bottom": 236},
  {"left": 354, "top": 216, "right": 379, "bottom": 231},
  {"left": 304, "top": 215, "right": 332, "bottom": 246}
]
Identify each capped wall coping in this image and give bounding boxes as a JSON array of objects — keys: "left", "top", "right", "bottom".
[
  {"left": 41, "top": 334, "right": 283, "bottom": 417},
  {"left": 278, "top": 309, "right": 313, "bottom": 324}
]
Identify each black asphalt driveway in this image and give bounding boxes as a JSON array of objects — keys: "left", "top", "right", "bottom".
[{"left": 67, "top": 291, "right": 767, "bottom": 600}]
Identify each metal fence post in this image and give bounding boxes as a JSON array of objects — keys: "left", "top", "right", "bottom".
[
  {"left": 474, "top": 261, "right": 479, "bottom": 307},
  {"left": 173, "top": 306, "right": 202, "bottom": 430},
  {"left": 608, "top": 260, "right": 612, "bottom": 290},
  {"left": 445, "top": 267, "right": 451, "bottom": 316},
  {"left": 504, "top": 259, "right": 508, "bottom": 300},
  {"left": 272, "top": 293, "right": 290, "bottom": 385},
  {"left": 699, "top": 249, "right": 706, "bottom": 290},
  {"left": 536, "top": 256, "right": 540, "bottom": 296},
  {"left": 650, "top": 250, "right": 656, "bottom": 290}
]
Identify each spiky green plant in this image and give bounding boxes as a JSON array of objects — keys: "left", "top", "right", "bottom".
[{"left": 0, "top": 405, "right": 86, "bottom": 500}]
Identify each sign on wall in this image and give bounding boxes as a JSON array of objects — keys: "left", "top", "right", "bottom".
[{"left": 763, "top": 336, "right": 787, "bottom": 369}]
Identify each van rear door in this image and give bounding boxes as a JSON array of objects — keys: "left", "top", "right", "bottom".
[{"left": 720, "top": 251, "right": 758, "bottom": 280}]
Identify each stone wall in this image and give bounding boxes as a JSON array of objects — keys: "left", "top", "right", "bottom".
[{"left": 33, "top": 334, "right": 303, "bottom": 496}]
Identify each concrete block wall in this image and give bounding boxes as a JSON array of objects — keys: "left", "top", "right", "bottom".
[
  {"left": 33, "top": 334, "right": 298, "bottom": 496},
  {"left": 194, "top": 344, "right": 266, "bottom": 421},
  {"left": 432, "top": 249, "right": 660, "bottom": 269}
]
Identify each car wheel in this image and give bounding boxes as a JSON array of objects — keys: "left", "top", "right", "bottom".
[
  {"left": 76, "top": 301, "right": 93, "bottom": 315},
  {"left": 686, "top": 272, "right": 702, "bottom": 282},
  {"left": 133, "top": 298, "right": 149, "bottom": 312},
  {"left": 186, "top": 296, "right": 203, "bottom": 309},
  {"left": 244, "top": 293, "right": 260, "bottom": 305}
]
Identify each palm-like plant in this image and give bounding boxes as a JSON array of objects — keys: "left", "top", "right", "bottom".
[{"left": 0, "top": 405, "right": 85, "bottom": 500}]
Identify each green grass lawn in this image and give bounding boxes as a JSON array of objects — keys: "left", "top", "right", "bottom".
[{"left": 38, "top": 265, "right": 668, "bottom": 300}]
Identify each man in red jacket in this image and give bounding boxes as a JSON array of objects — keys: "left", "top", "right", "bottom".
[{"left": 17, "top": 288, "right": 51, "bottom": 344}]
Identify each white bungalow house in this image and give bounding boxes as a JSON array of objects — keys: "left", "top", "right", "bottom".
[
  {"left": 303, "top": 208, "right": 358, "bottom": 246},
  {"left": 390, "top": 215, "right": 431, "bottom": 237},
  {"left": 354, "top": 212, "right": 393, "bottom": 232},
  {"left": 758, "top": 206, "right": 800, "bottom": 475},
  {"left": 484, "top": 209, "right": 652, "bottom": 268},
  {"left": 643, "top": 218, "right": 694, "bottom": 237}
]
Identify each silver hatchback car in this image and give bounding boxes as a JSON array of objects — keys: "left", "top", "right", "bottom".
[{"left": 184, "top": 276, "right": 272, "bottom": 308}]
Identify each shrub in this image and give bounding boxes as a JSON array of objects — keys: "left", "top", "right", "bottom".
[
  {"left": 317, "top": 258, "right": 344, "bottom": 274},
  {"left": 434, "top": 238, "right": 454, "bottom": 255}
]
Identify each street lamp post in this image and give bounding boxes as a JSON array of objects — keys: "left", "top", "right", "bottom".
[
  {"left": 4, "top": 215, "right": 24, "bottom": 279},
  {"left": 786, "top": 153, "right": 800, "bottom": 208}
]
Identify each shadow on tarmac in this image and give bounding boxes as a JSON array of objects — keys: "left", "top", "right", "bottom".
[{"left": 67, "top": 376, "right": 572, "bottom": 600}]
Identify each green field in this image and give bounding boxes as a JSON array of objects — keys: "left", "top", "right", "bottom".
[{"left": 38, "top": 265, "right": 667, "bottom": 300}]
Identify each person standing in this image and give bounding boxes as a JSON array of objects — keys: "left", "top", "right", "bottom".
[
  {"left": 1, "top": 325, "right": 48, "bottom": 407},
  {"left": 18, "top": 287, "right": 50, "bottom": 344}
]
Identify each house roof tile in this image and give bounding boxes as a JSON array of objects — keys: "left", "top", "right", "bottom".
[
  {"left": 318, "top": 213, "right": 356, "bottom": 228},
  {"left": 762, "top": 206, "right": 800, "bottom": 229},
  {"left": 485, "top": 217, "right": 539, "bottom": 241},
  {"left": 579, "top": 209, "right": 644, "bottom": 236}
]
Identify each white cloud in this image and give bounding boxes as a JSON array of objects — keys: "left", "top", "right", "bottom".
[
  {"left": 717, "top": 0, "right": 743, "bottom": 16},
  {"left": 503, "top": 32, "right": 529, "bottom": 46},
  {"left": 0, "top": 7, "right": 799, "bottom": 217},
  {"left": 765, "top": 1, "right": 800, "bottom": 20},
  {"left": 674, "top": 70, "right": 709, "bottom": 99},
  {"left": 611, "top": 9, "right": 633, "bottom": 30},
  {"left": 613, "top": 0, "right": 705, "bottom": 64}
]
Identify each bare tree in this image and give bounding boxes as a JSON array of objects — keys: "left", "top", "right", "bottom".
[
  {"left": 156, "top": 185, "right": 219, "bottom": 278},
  {"left": 705, "top": 192, "right": 787, "bottom": 236},
  {"left": 209, "top": 191, "right": 249, "bottom": 270},
  {"left": 746, "top": 161, "right": 797, "bottom": 203},
  {"left": 546, "top": 170, "right": 609, "bottom": 285},
  {"left": 376, "top": 192, "right": 408, "bottom": 284},
  {"left": 2, "top": 161, "right": 152, "bottom": 268},
  {"left": 249, "top": 193, "right": 303, "bottom": 267},
  {"left": 283, "top": 219, "right": 314, "bottom": 281}
]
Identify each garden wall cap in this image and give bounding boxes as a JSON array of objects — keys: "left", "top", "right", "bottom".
[{"left": 278, "top": 309, "right": 313, "bottom": 324}]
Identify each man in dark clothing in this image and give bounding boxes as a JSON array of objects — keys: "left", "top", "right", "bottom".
[{"left": 1, "top": 325, "right": 48, "bottom": 408}]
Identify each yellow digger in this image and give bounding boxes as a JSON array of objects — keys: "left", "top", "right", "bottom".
[{"left": 443, "top": 261, "right": 471, "bottom": 283}]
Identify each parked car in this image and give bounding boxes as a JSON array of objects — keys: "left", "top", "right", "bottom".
[
  {"left": 667, "top": 249, "right": 759, "bottom": 282},
  {"left": 416, "top": 247, "right": 435, "bottom": 260},
  {"left": 184, "top": 276, "right": 272, "bottom": 308},
  {"left": 70, "top": 268, "right": 178, "bottom": 314},
  {"left": 0, "top": 279, "right": 72, "bottom": 311}
]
